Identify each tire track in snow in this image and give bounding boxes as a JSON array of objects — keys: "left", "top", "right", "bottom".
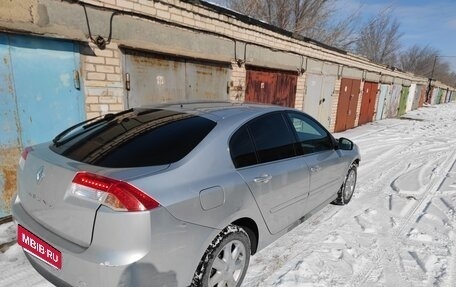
[
  {"left": 395, "top": 149, "right": 456, "bottom": 239},
  {"left": 348, "top": 143, "right": 456, "bottom": 287},
  {"left": 341, "top": 111, "right": 456, "bottom": 286},
  {"left": 435, "top": 165, "right": 456, "bottom": 287},
  {"left": 251, "top": 139, "right": 414, "bottom": 286},
  {"left": 450, "top": 227, "right": 456, "bottom": 287},
  {"left": 246, "top": 108, "right": 456, "bottom": 287},
  {"left": 242, "top": 204, "right": 344, "bottom": 286},
  {"left": 254, "top": 116, "right": 451, "bottom": 286}
]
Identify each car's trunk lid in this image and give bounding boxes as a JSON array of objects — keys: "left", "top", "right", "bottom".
[{"left": 18, "top": 143, "right": 168, "bottom": 247}]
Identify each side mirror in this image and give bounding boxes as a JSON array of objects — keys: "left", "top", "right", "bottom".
[{"left": 338, "top": 137, "right": 354, "bottom": 150}]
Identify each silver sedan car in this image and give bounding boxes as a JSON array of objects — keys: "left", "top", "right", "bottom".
[{"left": 12, "top": 102, "right": 360, "bottom": 287}]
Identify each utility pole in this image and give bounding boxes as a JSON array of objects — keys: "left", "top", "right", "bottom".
[
  {"left": 425, "top": 56, "right": 437, "bottom": 103},
  {"left": 425, "top": 55, "right": 456, "bottom": 103}
]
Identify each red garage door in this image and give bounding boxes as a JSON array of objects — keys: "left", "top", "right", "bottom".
[
  {"left": 358, "top": 81, "right": 378, "bottom": 125},
  {"left": 245, "top": 67, "right": 297, "bottom": 107},
  {"left": 335, "top": 78, "right": 361, "bottom": 132}
]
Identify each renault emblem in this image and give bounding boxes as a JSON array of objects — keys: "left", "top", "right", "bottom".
[{"left": 36, "top": 166, "right": 45, "bottom": 184}]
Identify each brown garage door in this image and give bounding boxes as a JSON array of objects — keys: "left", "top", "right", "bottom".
[
  {"left": 358, "top": 81, "right": 378, "bottom": 125},
  {"left": 335, "top": 78, "right": 361, "bottom": 132},
  {"left": 418, "top": 85, "right": 426, "bottom": 107},
  {"left": 245, "top": 67, "right": 297, "bottom": 107}
]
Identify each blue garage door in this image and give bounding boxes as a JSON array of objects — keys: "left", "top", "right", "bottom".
[{"left": 0, "top": 33, "right": 84, "bottom": 218}]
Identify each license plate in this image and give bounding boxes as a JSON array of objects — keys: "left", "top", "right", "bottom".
[{"left": 17, "top": 225, "right": 62, "bottom": 269}]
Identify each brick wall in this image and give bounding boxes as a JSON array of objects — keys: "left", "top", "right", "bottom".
[
  {"left": 79, "top": 0, "right": 428, "bottom": 80},
  {"left": 229, "top": 63, "right": 246, "bottom": 101},
  {"left": 354, "top": 81, "right": 364, "bottom": 127},
  {"left": 372, "top": 85, "right": 380, "bottom": 119},
  {"left": 294, "top": 73, "right": 306, "bottom": 109},
  {"left": 329, "top": 78, "right": 342, "bottom": 132},
  {"left": 75, "top": 0, "right": 433, "bottom": 130},
  {"left": 81, "top": 42, "right": 125, "bottom": 117},
  {"left": 67, "top": 0, "right": 446, "bottom": 131},
  {"left": 3, "top": 0, "right": 451, "bottom": 129}
]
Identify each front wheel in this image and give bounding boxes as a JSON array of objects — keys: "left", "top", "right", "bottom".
[
  {"left": 332, "top": 164, "right": 357, "bottom": 205},
  {"left": 192, "top": 225, "right": 251, "bottom": 287}
]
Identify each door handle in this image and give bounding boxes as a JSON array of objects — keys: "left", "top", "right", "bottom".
[
  {"left": 310, "top": 166, "right": 321, "bottom": 173},
  {"left": 254, "top": 174, "right": 272, "bottom": 183},
  {"left": 73, "top": 70, "right": 80, "bottom": 90}
]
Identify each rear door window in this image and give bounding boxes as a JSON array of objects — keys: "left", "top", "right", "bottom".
[
  {"left": 248, "top": 113, "right": 296, "bottom": 163},
  {"left": 50, "top": 109, "right": 216, "bottom": 167},
  {"left": 229, "top": 126, "right": 257, "bottom": 168},
  {"left": 229, "top": 112, "right": 296, "bottom": 166}
]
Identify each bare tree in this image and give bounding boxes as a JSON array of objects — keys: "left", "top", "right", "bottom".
[
  {"left": 399, "top": 45, "right": 456, "bottom": 85},
  {"left": 399, "top": 45, "right": 438, "bottom": 77},
  {"left": 222, "top": 0, "right": 454, "bottom": 86},
  {"left": 434, "top": 61, "right": 456, "bottom": 86},
  {"left": 354, "top": 7, "right": 402, "bottom": 66},
  {"left": 225, "top": 0, "right": 360, "bottom": 50},
  {"left": 312, "top": 8, "right": 360, "bottom": 49}
]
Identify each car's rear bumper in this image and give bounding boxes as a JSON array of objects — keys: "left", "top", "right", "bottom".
[{"left": 12, "top": 194, "right": 219, "bottom": 287}]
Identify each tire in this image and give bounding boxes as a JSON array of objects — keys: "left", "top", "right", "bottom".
[
  {"left": 191, "top": 225, "right": 251, "bottom": 287},
  {"left": 332, "top": 164, "right": 357, "bottom": 205}
]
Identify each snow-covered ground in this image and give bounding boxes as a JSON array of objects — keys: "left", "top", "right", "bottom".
[
  {"left": 1, "top": 103, "right": 456, "bottom": 287},
  {"left": 243, "top": 103, "right": 456, "bottom": 287}
]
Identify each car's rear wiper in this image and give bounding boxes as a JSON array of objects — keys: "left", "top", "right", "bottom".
[
  {"left": 52, "top": 109, "right": 134, "bottom": 146},
  {"left": 82, "top": 108, "right": 134, "bottom": 130}
]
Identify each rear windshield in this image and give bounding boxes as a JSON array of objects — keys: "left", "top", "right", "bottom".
[{"left": 50, "top": 109, "right": 216, "bottom": 167}]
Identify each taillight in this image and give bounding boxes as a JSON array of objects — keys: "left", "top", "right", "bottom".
[
  {"left": 70, "top": 172, "right": 160, "bottom": 212},
  {"left": 19, "top": 146, "right": 33, "bottom": 170}
]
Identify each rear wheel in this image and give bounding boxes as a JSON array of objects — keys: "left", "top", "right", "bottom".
[
  {"left": 332, "top": 164, "right": 357, "bottom": 205},
  {"left": 192, "top": 225, "right": 250, "bottom": 287}
]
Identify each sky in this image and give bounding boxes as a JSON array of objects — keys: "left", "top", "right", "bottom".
[
  {"left": 210, "top": 0, "right": 456, "bottom": 72},
  {"left": 335, "top": 0, "right": 456, "bottom": 71}
]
